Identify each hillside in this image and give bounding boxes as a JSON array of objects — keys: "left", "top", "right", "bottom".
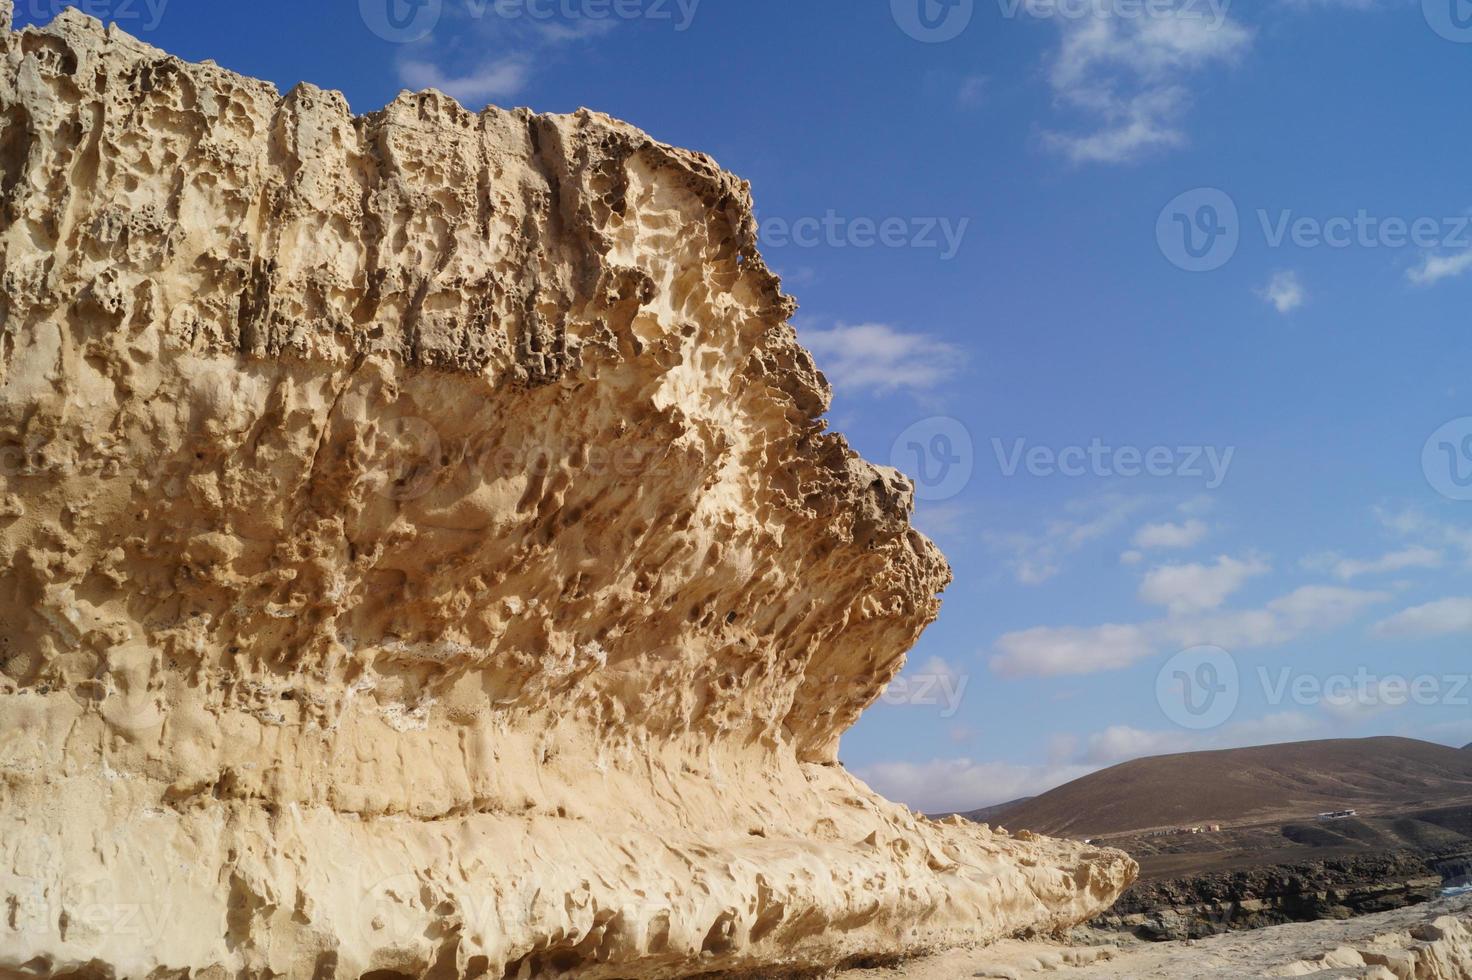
[{"left": 988, "top": 738, "right": 1472, "bottom": 839}]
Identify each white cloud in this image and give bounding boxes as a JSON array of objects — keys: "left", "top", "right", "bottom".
[
  {"left": 1079, "top": 725, "right": 1181, "bottom": 766},
  {"left": 1259, "top": 270, "right": 1306, "bottom": 313},
  {"left": 859, "top": 712, "right": 1320, "bottom": 813},
  {"left": 1374, "top": 597, "right": 1472, "bottom": 638},
  {"left": 397, "top": 56, "right": 530, "bottom": 103},
  {"left": 1081, "top": 712, "right": 1318, "bottom": 767},
  {"left": 1321, "top": 678, "right": 1406, "bottom": 722},
  {"left": 1139, "top": 555, "right": 1270, "bottom": 615},
  {"left": 1177, "top": 494, "right": 1216, "bottom": 517},
  {"left": 394, "top": 2, "right": 625, "bottom": 108},
  {"left": 989, "top": 495, "right": 1147, "bottom": 586},
  {"left": 1120, "top": 549, "right": 1145, "bottom": 566},
  {"left": 1039, "top": 4, "right": 1253, "bottom": 164},
  {"left": 802, "top": 323, "right": 962, "bottom": 395},
  {"left": 1259, "top": 584, "right": 1391, "bottom": 633},
  {"left": 1375, "top": 507, "right": 1472, "bottom": 565},
  {"left": 855, "top": 757, "right": 1096, "bottom": 816},
  {"left": 992, "top": 622, "right": 1156, "bottom": 677},
  {"left": 1304, "top": 546, "right": 1443, "bottom": 581},
  {"left": 1132, "top": 518, "right": 1209, "bottom": 550},
  {"left": 957, "top": 74, "right": 988, "bottom": 108},
  {"left": 1408, "top": 251, "right": 1472, "bottom": 286},
  {"left": 991, "top": 584, "right": 1390, "bottom": 678}
]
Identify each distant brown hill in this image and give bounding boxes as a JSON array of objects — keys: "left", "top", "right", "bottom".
[
  {"left": 984, "top": 738, "right": 1472, "bottom": 839},
  {"left": 957, "top": 796, "right": 1034, "bottom": 824}
]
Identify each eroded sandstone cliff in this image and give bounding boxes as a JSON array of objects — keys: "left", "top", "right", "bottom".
[{"left": 0, "top": 9, "right": 1134, "bottom": 978}]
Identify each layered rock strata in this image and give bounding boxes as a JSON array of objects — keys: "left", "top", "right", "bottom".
[{"left": 0, "top": 10, "right": 1134, "bottom": 978}]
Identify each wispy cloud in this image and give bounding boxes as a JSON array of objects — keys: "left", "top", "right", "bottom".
[
  {"left": 957, "top": 74, "right": 989, "bottom": 108},
  {"left": 1132, "top": 518, "right": 1210, "bottom": 550},
  {"left": 1303, "top": 546, "right": 1444, "bottom": 581},
  {"left": 802, "top": 322, "right": 963, "bottom": 395},
  {"left": 1259, "top": 270, "right": 1306, "bottom": 313},
  {"left": 858, "top": 711, "right": 1319, "bottom": 813},
  {"left": 855, "top": 756, "right": 1097, "bottom": 815},
  {"left": 1080, "top": 712, "right": 1319, "bottom": 767},
  {"left": 991, "top": 584, "right": 1390, "bottom": 677},
  {"left": 1039, "top": 3, "right": 1252, "bottom": 164},
  {"left": 398, "top": 56, "right": 530, "bottom": 103},
  {"left": 988, "top": 495, "right": 1148, "bottom": 585},
  {"left": 393, "top": 2, "right": 629, "bottom": 107},
  {"left": 1408, "top": 251, "right": 1472, "bottom": 287},
  {"left": 1374, "top": 597, "right": 1472, "bottom": 638},
  {"left": 1139, "top": 554, "right": 1270, "bottom": 615},
  {"left": 1376, "top": 507, "right": 1472, "bottom": 565}
]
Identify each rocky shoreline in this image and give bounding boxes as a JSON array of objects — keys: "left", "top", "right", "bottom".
[
  {"left": 1091, "top": 847, "right": 1472, "bottom": 942},
  {"left": 839, "top": 895, "right": 1472, "bottom": 979}
]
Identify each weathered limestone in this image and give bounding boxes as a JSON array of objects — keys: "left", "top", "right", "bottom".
[{"left": 0, "top": 11, "right": 1135, "bottom": 978}]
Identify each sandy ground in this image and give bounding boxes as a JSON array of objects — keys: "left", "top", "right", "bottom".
[{"left": 837, "top": 896, "right": 1472, "bottom": 979}]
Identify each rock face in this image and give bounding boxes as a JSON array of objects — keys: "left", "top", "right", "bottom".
[
  {"left": 0, "top": 10, "right": 1135, "bottom": 978},
  {"left": 872, "top": 896, "right": 1472, "bottom": 979},
  {"left": 1096, "top": 851, "right": 1452, "bottom": 942}
]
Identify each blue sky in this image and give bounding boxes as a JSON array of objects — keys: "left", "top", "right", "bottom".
[{"left": 27, "top": 0, "right": 1472, "bottom": 814}]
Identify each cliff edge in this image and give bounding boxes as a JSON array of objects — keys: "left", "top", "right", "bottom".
[{"left": 0, "top": 9, "right": 1134, "bottom": 978}]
